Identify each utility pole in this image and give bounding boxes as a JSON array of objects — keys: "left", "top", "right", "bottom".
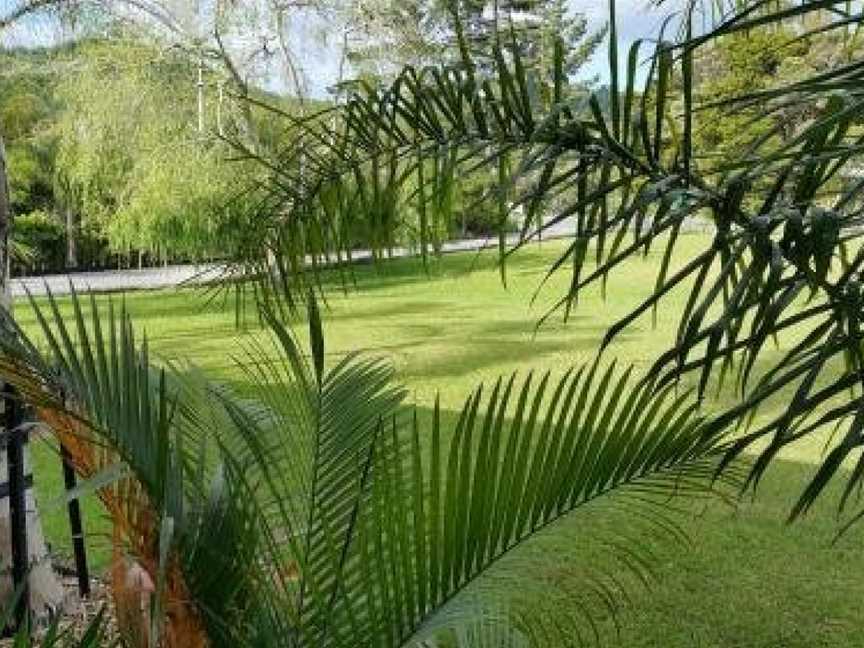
[
  {"left": 196, "top": 0, "right": 205, "bottom": 136},
  {"left": 197, "top": 51, "right": 205, "bottom": 135}
]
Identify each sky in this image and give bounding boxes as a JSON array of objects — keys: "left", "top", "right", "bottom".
[
  {"left": 288, "top": 1, "right": 669, "bottom": 96},
  {"left": 577, "top": 0, "right": 669, "bottom": 79},
  {"left": 0, "top": 0, "right": 672, "bottom": 96}
]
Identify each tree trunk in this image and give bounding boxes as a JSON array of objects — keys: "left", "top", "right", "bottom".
[
  {"left": 0, "top": 134, "right": 11, "bottom": 312},
  {"left": 0, "top": 133, "right": 64, "bottom": 623},
  {"left": 65, "top": 207, "right": 78, "bottom": 270}
]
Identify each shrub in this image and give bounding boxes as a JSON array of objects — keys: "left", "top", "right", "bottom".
[{"left": 12, "top": 210, "right": 65, "bottom": 274}]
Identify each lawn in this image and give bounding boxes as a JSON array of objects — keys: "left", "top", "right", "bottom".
[{"left": 17, "top": 232, "right": 864, "bottom": 647}]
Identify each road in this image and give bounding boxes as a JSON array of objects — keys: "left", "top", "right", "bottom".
[
  {"left": 10, "top": 230, "right": 562, "bottom": 297},
  {"left": 11, "top": 217, "right": 712, "bottom": 297}
]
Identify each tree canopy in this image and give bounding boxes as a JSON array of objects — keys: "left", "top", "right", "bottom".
[{"left": 54, "top": 39, "right": 255, "bottom": 259}]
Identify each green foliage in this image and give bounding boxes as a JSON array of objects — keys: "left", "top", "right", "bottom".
[
  {"left": 0, "top": 288, "right": 735, "bottom": 646},
  {"left": 0, "top": 56, "right": 59, "bottom": 218},
  {"left": 0, "top": 91, "right": 49, "bottom": 140},
  {"left": 53, "top": 38, "right": 259, "bottom": 260},
  {"left": 453, "top": 174, "right": 518, "bottom": 237},
  {"left": 0, "top": 39, "right": 296, "bottom": 269},
  {"left": 12, "top": 209, "right": 65, "bottom": 271},
  {"left": 694, "top": 22, "right": 816, "bottom": 159},
  {"left": 6, "top": 145, "right": 46, "bottom": 211},
  {"left": 232, "top": 0, "right": 864, "bottom": 539},
  {"left": 102, "top": 143, "right": 241, "bottom": 256}
]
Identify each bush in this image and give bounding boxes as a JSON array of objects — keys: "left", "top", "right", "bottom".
[
  {"left": 453, "top": 178, "right": 519, "bottom": 238},
  {"left": 12, "top": 210, "right": 65, "bottom": 274}
]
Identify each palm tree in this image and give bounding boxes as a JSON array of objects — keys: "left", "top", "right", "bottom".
[
  {"left": 0, "top": 288, "right": 735, "bottom": 646},
  {"left": 235, "top": 0, "right": 864, "bottom": 527}
]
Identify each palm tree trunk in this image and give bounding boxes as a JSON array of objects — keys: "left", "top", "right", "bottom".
[{"left": 0, "top": 133, "right": 64, "bottom": 621}]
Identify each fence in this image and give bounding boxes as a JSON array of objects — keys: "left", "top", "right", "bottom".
[{"left": 1, "top": 386, "right": 89, "bottom": 636}]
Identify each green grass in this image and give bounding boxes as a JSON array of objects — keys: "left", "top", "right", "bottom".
[{"left": 17, "top": 233, "right": 864, "bottom": 646}]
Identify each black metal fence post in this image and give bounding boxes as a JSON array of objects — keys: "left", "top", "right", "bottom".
[
  {"left": 60, "top": 444, "right": 89, "bottom": 598},
  {"left": 5, "top": 384, "right": 29, "bottom": 631}
]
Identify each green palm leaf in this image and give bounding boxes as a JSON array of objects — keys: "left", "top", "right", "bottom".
[
  {"left": 0, "top": 288, "right": 737, "bottom": 646},
  {"left": 233, "top": 0, "right": 864, "bottom": 532}
]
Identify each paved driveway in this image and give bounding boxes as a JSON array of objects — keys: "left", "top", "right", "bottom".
[{"left": 12, "top": 218, "right": 712, "bottom": 297}]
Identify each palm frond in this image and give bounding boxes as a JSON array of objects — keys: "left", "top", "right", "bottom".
[
  {"left": 234, "top": 0, "right": 864, "bottom": 529},
  {"left": 0, "top": 287, "right": 741, "bottom": 646},
  {"left": 301, "top": 361, "right": 735, "bottom": 646},
  {"left": 0, "top": 597, "right": 113, "bottom": 647}
]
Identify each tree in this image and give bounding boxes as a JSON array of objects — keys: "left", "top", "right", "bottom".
[
  {"left": 0, "top": 50, "right": 66, "bottom": 270},
  {"left": 0, "top": 36, "right": 65, "bottom": 630},
  {"left": 691, "top": 8, "right": 862, "bottom": 161},
  {"left": 0, "top": 289, "right": 733, "bottom": 646},
  {"left": 334, "top": 0, "right": 450, "bottom": 82},
  {"left": 460, "top": 0, "right": 606, "bottom": 100},
  {"left": 238, "top": 0, "right": 864, "bottom": 542},
  {"left": 52, "top": 38, "right": 273, "bottom": 262},
  {"left": 60, "top": 0, "right": 334, "bottom": 120},
  {"left": 339, "top": 0, "right": 605, "bottom": 96}
]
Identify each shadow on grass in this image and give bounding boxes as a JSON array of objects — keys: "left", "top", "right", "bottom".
[
  {"left": 26, "top": 380, "right": 864, "bottom": 647},
  {"left": 320, "top": 299, "right": 460, "bottom": 322},
  {"left": 403, "top": 400, "right": 864, "bottom": 647}
]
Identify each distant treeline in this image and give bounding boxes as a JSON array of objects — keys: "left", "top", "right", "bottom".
[{"left": 1, "top": 39, "right": 305, "bottom": 275}]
